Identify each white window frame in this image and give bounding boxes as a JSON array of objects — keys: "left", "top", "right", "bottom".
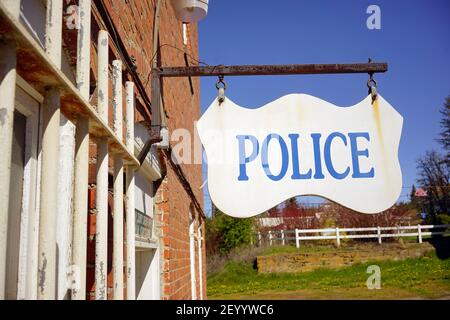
[{"left": 14, "top": 76, "right": 43, "bottom": 300}]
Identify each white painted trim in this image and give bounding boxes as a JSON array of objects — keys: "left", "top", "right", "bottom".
[
  {"left": 125, "top": 81, "right": 136, "bottom": 300},
  {"left": 134, "top": 122, "right": 162, "bottom": 181},
  {"left": 57, "top": 116, "right": 75, "bottom": 300},
  {"left": 112, "top": 60, "right": 124, "bottom": 300},
  {"left": 265, "top": 224, "right": 450, "bottom": 246},
  {"left": 0, "top": 43, "right": 16, "bottom": 299},
  {"left": 135, "top": 247, "right": 161, "bottom": 300},
  {"left": 28, "top": 85, "right": 43, "bottom": 300},
  {"left": 135, "top": 143, "right": 162, "bottom": 182},
  {"left": 197, "top": 225, "right": 203, "bottom": 300},
  {"left": 135, "top": 240, "right": 159, "bottom": 251},
  {"left": 14, "top": 84, "right": 41, "bottom": 300},
  {"left": 16, "top": 76, "right": 44, "bottom": 104},
  {"left": 95, "top": 30, "right": 109, "bottom": 301},
  {"left": 189, "top": 219, "right": 197, "bottom": 300},
  {"left": 70, "top": 0, "right": 91, "bottom": 300},
  {"left": 37, "top": 0, "right": 63, "bottom": 299}
]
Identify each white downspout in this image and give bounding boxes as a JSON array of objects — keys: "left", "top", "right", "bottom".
[
  {"left": 112, "top": 60, "right": 124, "bottom": 300},
  {"left": 125, "top": 81, "right": 136, "bottom": 300},
  {"left": 189, "top": 220, "right": 197, "bottom": 300},
  {"left": 197, "top": 224, "right": 203, "bottom": 300}
]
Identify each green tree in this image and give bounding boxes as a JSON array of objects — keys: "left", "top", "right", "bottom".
[{"left": 207, "top": 208, "right": 254, "bottom": 254}]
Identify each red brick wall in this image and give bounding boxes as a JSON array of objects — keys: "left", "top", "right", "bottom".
[
  {"left": 155, "top": 2, "right": 205, "bottom": 300},
  {"left": 75, "top": 0, "right": 205, "bottom": 300}
]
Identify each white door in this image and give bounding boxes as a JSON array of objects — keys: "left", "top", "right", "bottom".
[{"left": 136, "top": 248, "right": 160, "bottom": 300}]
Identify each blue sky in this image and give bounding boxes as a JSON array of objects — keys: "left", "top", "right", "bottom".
[{"left": 197, "top": 0, "right": 450, "bottom": 215}]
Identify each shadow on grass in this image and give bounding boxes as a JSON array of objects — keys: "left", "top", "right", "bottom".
[{"left": 427, "top": 236, "right": 450, "bottom": 260}]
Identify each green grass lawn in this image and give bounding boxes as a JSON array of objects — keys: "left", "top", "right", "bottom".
[{"left": 207, "top": 250, "right": 450, "bottom": 300}]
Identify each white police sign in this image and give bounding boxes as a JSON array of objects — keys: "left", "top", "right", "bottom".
[{"left": 197, "top": 94, "right": 403, "bottom": 218}]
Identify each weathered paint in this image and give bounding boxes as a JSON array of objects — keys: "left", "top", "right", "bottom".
[
  {"left": 38, "top": 86, "right": 61, "bottom": 299},
  {"left": 0, "top": 6, "right": 139, "bottom": 166},
  {"left": 0, "top": 0, "right": 21, "bottom": 300},
  {"left": 0, "top": 0, "right": 206, "bottom": 300},
  {"left": 56, "top": 0, "right": 78, "bottom": 298},
  {"left": 37, "top": 0, "right": 63, "bottom": 299},
  {"left": 125, "top": 81, "right": 136, "bottom": 300},
  {"left": 44, "top": 0, "right": 63, "bottom": 68},
  {"left": 112, "top": 60, "right": 124, "bottom": 300},
  {"left": 95, "top": 30, "right": 109, "bottom": 301},
  {"left": 97, "top": 31, "right": 109, "bottom": 119},
  {"left": 126, "top": 169, "right": 136, "bottom": 300},
  {"left": 0, "top": 40, "right": 17, "bottom": 300},
  {"left": 76, "top": 0, "right": 91, "bottom": 99},
  {"left": 71, "top": 117, "right": 89, "bottom": 299},
  {"left": 156, "top": 63, "right": 388, "bottom": 77},
  {"left": 113, "top": 156, "right": 124, "bottom": 300},
  {"left": 71, "top": 0, "right": 91, "bottom": 300},
  {"left": 95, "top": 140, "right": 108, "bottom": 300},
  {"left": 126, "top": 82, "right": 135, "bottom": 153},
  {"left": 56, "top": 116, "right": 75, "bottom": 300},
  {"left": 112, "top": 60, "right": 123, "bottom": 137}
]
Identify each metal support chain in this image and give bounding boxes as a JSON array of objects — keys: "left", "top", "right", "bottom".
[
  {"left": 216, "top": 74, "right": 227, "bottom": 105},
  {"left": 367, "top": 73, "right": 378, "bottom": 103},
  {"left": 367, "top": 58, "right": 378, "bottom": 103}
]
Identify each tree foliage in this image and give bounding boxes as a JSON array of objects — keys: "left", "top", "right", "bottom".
[
  {"left": 415, "top": 150, "right": 450, "bottom": 223},
  {"left": 412, "top": 95, "right": 450, "bottom": 223},
  {"left": 205, "top": 208, "right": 254, "bottom": 255},
  {"left": 438, "top": 96, "right": 450, "bottom": 153},
  {"left": 325, "top": 202, "right": 415, "bottom": 228}
]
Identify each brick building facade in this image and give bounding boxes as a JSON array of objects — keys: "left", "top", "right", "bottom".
[{"left": 0, "top": 0, "right": 205, "bottom": 300}]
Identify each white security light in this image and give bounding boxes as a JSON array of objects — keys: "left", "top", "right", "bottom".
[{"left": 170, "top": 0, "right": 209, "bottom": 23}]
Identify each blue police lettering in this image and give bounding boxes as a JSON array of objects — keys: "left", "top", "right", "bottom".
[
  {"left": 261, "top": 134, "right": 289, "bottom": 181},
  {"left": 236, "top": 135, "right": 259, "bottom": 181},
  {"left": 236, "top": 132, "right": 374, "bottom": 181}
]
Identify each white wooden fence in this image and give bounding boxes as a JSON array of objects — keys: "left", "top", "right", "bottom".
[{"left": 257, "top": 224, "right": 450, "bottom": 247}]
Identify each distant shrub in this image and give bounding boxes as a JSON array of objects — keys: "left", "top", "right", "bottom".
[
  {"left": 437, "top": 213, "right": 450, "bottom": 225},
  {"left": 206, "top": 209, "right": 255, "bottom": 255}
]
